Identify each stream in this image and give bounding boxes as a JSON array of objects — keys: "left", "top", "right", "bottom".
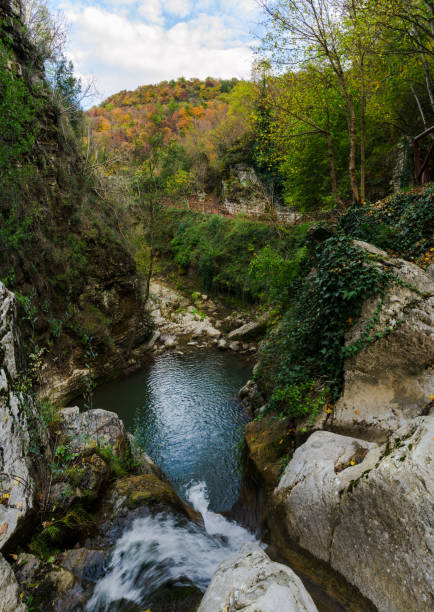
[
  {"left": 81, "top": 350, "right": 352, "bottom": 611},
  {"left": 83, "top": 350, "right": 252, "bottom": 511}
]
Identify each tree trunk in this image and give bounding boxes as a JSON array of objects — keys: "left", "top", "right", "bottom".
[
  {"left": 348, "top": 94, "right": 360, "bottom": 205},
  {"left": 326, "top": 132, "right": 343, "bottom": 208},
  {"left": 360, "top": 55, "right": 366, "bottom": 202},
  {"left": 144, "top": 244, "right": 154, "bottom": 304}
]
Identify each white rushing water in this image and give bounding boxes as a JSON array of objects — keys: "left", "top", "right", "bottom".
[{"left": 86, "top": 481, "right": 259, "bottom": 611}]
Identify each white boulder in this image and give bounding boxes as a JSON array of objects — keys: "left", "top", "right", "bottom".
[{"left": 198, "top": 543, "right": 318, "bottom": 612}]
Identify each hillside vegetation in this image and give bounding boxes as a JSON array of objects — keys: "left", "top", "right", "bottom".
[
  {"left": 0, "top": 1, "right": 150, "bottom": 388},
  {"left": 87, "top": 2, "right": 434, "bottom": 210}
]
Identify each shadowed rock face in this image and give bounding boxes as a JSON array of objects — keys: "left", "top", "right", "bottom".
[
  {"left": 272, "top": 416, "right": 434, "bottom": 612},
  {"left": 333, "top": 241, "right": 434, "bottom": 441},
  {"left": 0, "top": 282, "right": 37, "bottom": 551},
  {"left": 0, "top": 553, "right": 27, "bottom": 612},
  {"left": 198, "top": 543, "right": 318, "bottom": 612}
]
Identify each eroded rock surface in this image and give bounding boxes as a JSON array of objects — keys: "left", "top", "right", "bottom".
[
  {"left": 58, "top": 406, "right": 129, "bottom": 458},
  {"left": 272, "top": 416, "right": 434, "bottom": 612},
  {"left": 0, "top": 553, "right": 27, "bottom": 612},
  {"left": 198, "top": 543, "right": 318, "bottom": 612},
  {"left": 0, "top": 282, "right": 40, "bottom": 550},
  {"left": 333, "top": 241, "right": 434, "bottom": 440}
]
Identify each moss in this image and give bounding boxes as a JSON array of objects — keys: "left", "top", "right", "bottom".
[{"left": 111, "top": 474, "right": 201, "bottom": 523}]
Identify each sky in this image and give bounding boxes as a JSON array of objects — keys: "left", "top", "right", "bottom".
[{"left": 50, "top": 0, "right": 260, "bottom": 106}]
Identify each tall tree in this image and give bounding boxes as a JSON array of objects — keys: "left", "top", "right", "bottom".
[{"left": 258, "top": 0, "right": 363, "bottom": 203}]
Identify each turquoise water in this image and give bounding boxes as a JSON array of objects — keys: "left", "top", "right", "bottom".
[{"left": 82, "top": 350, "right": 251, "bottom": 511}]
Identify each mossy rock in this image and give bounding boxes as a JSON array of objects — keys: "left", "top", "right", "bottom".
[
  {"left": 108, "top": 474, "right": 202, "bottom": 523},
  {"left": 245, "top": 415, "right": 292, "bottom": 488}
]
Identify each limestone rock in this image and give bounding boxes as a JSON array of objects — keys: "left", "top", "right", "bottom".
[
  {"left": 0, "top": 282, "right": 39, "bottom": 550},
  {"left": 245, "top": 415, "right": 292, "bottom": 489},
  {"left": 58, "top": 407, "right": 129, "bottom": 458},
  {"left": 239, "top": 379, "right": 265, "bottom": 412},
  {"left": 198, "top": 543, "right": 318, "bottom": 612},
  {"left": 104, "top": 474, "right": 201, "bottom": 523},
  {"left": 217, "top": 338, "right": 228, "bottom": 350},
  {"left": 0, "top": 553, "right": 27, "bottom": 612},
  {"left": 48, "top": 454, "right": 110, "bottom": 511},
  {"left": 333, "top": 241, "right": 434, "bottom": 440},
  {"left": 127, "top": 433, "right": 166, "bottom": 479},
  {"left": 14, "top": 554, "right": 40, "bottom": 586},
  {"left": 227, "top": 314, "right": 269, "bottom": 342},
  {"left": 272, "top": 416, "right": 434, "bottom": 612}
]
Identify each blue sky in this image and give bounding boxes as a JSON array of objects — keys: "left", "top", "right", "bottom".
[{"left": 50, "top": 0, "right": 260, "bottom": 105}]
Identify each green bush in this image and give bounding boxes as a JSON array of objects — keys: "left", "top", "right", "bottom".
[{"left": 154, "top": 208, "right": 310, "bottom": 300}]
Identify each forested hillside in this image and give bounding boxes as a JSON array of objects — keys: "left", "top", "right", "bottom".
[{"left": 87, "top": 0, "right": 434, "bottom": 211}]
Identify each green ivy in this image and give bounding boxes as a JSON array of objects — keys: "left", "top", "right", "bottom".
[
  {"left": 256, "top": 235, "right": 393, "bottom": 408},
  {"left": 340, "top": 186, "right": 434, "bottom": 263}
]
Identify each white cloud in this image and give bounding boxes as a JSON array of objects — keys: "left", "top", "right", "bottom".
[
  {"left": 58, "top": 1, "right": 258, "bottom": 105},
  {"left": 165, "top": 0, "right": 191, "bottom": 18},
  {"left": 138, "top": 0, "right": 163, "bottom": 24}
]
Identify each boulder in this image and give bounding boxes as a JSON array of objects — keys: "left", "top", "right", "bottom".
[
  {"left": 103, "top": 474, "right": 201, "bottom": 524},
  {"left": 58, "top": 407, "right": 129, "bottom": 458},
  {"left": 272, "top": 415, "right": 434, "bottom": 612},
  {"left": 227, "top": 313, "right": 269, "bottom": 342},
  {"left": 217, "top": 338, "right": 228, "bottom": 350},
  {"left": 239, "top": 379, "right": 265, "bottom": 412},
  {"left": 244, "top": 415, "right": 293, "bottom": 490},
  {"left": 197, "top": 543, "right": 318, "bottom": 612},
  {"left": 0, "top": 553, "right": 27, "bottom": 612},
  {"left": 48, "top": 453, "right": 110, "bottom": 510},
  {"left": 0, "top": 282, "right": 41, "bottom": 550},
  {"left": 333, "top": 241, "right": 434, "bottom": 440}
]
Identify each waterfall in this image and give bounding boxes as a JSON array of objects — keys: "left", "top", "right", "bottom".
[{"left": 86, "top": 481, "right": 259, "bottom": 611}]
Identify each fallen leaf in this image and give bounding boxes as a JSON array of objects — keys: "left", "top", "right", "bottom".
[{"left": 0, "top": 524, "right": 8, "bottom": 536}]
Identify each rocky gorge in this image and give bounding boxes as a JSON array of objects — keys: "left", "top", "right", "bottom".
[
  {"left": 0, "top": 1, "right": 433, "bottom": 610},
  {"left": 239, "top": 241, "right": 434, "bottom": 612},
  {"left": 1, "top": 236, "right": 433, "bottom": 612}
]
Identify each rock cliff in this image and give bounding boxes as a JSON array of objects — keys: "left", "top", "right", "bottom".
[
  {"left": 239, "top": 240, "right": 434, "bottom": 612},
  {"left": 0, "top": 282, "right": 40, "bottom": 551},
  {"left": 333, "top": 241, "right": 434, "bottom": 440},
  {"left": 0, "top": 0, "right": 152, "bottom": 407}
]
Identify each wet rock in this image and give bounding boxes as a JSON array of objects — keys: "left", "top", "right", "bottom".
[
  {"left": 198, "top": 543, "right": 318, "bottom": 612},
  {"left": 58, "top": 407, "right": 129, "bottom": 458},
  {"left": 239, "top": 379, "right": 265, "bottom": 412},
  {"left": 272, "top": 415, "right": 434, "bottom": 612},
  {"left": 103, "top": 474, "right": 202, "bottom": 524},
  {"left": 58, "top": 547, "right": 107, "bottom": 583},
  {"left": 217, "top": 338, "right": 228, "bottom": 350},
  {"left": 227, "top": 313, "right": 269, "bottom": 342},
  {"left": 228, "top": 341, "right": 241, "bottom": 351},
  {"left": 0, "top": 553, "right": 27, "bottom": 612},
  {"left": 333, "top": 241, "right": 434, "bottom": 440}
]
